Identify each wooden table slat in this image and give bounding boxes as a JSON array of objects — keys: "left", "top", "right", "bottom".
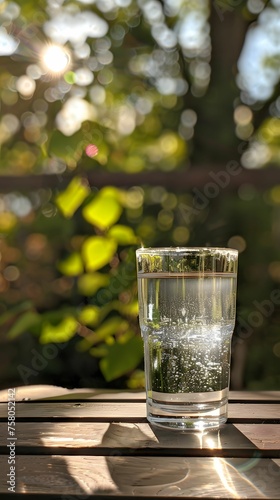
[
  {"left": 0, "top": 386, "right": 145, "bottom": 402},
  {"left": 1, "top": 455, "right": 280, "bottom": 498},
  {"left": 1, "top": 386, "right": 279, "bottom": 499},
  {"left": 0, "top": 385, "right": 279, "bottom": 403},
  {"left": 235, "top": 424, "right": 280, "bottom": 450},
  {"left": 1, "top": 401, "right": 279, "bottom": 422},
  {"left": 0, "top": 422, "right": 279, "bottom": 453}
]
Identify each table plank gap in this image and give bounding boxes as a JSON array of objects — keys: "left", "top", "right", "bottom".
[
  {"left": 10, "top": 398, "right": 280, "bottom": 405},
  {"left": 1, "top": 417, "right": 280, "bottom": 424},
  {"left": 0, "top": 446, "right": 279, "bottom": 459},
  {"left": 229, "top": 399, "right": 280, "bottom": 404},
  {"left": 0, "top": 496, "right": 268, "bottom": 500},
  {"left": 11, "top": 398, "right": 146, "bottom": 404}
]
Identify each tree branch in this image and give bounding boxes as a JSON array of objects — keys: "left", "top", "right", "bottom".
[{"left": 0, "top": 166, "right": 279, "bottom": 192}]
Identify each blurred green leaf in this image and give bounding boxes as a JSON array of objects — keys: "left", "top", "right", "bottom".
[
  {"left": 127, "top": 369, "right": 145, "bottom": 389},
  {"left": 41, "top": 308, "right": 77, "bottom": 325},
  {"left": 40, "top": 316, "right": 78, "bottom": 344},
  {"left": 8, "top": 311, "right": 41, "bottom": 339},
  {"left": 0, "top": 302, "right": 33, "bottom": 328},
  {"left": 79, "top": 305, "right": 100, "bottom": 327},
  {"left": 49, "top": 130, "right": 85, "bottom": 163},
  {"left": 95, "top": 316, "right": 128, "bottom": 340},
  {"left": 99, "top": 186, "right": 123, "bottom": 201},
  {"left": 114, "top": 300, "right": 139, "bottom": 317},
  {"left": 82, "top": 236, "right": 117, "bottom": 271},
  {"left": 58, "top": 252, "right": 84, "bottom": 276},
  {"left": 100, "top": 336, "right": 143, "bottom": 382},
  {"left": 82, "top": 192, "right": 122, "bottom": 230},
  {"left": 108, "top": 225, "right": 138, "bottom": 245},
  {"left": 56, "top": 177, "right": 90, "bottom": 218},
  {"left": 89, "top": 345, "right": 109, "bottom": 358},
  {"left": 77, "top": 272, "right": 110, "bottom": 295},
  {"left": 78, "top": 316, "right": 129, "bottom": 351}
]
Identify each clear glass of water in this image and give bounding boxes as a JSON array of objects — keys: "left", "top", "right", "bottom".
[{"left": 136, "top": 247, "right": 238, "bottom": 431}]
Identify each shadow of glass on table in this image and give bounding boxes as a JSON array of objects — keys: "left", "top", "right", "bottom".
[{"left": 101, "top": 422, "right": 280, "bottom": 498}]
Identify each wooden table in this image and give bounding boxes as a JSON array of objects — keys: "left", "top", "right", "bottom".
[{"left": 0, "top": 386, "right": 279, "bottom": 499}]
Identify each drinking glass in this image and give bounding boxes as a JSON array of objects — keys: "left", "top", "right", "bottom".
[{"left": 136, "top": 247, "right": 238, "bottom": 431}]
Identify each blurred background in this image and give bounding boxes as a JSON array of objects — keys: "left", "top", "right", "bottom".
[{"left": 0, "top": 0, "right": 280, "bottom": 391}]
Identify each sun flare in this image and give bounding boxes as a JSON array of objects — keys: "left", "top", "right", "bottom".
[{"left": 41, "top": 44, "right": 71, "bottom": 74}]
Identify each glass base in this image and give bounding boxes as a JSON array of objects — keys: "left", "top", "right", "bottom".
[{"left": 147, "top": 391, "right": 228, "bottom": 431}]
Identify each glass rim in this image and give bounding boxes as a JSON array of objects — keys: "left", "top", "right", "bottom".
[{"left": 136, "top": 246, "right": 238, "bottom": 256}]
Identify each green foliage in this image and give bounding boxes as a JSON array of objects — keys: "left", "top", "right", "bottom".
[
  {"left": 100, "top": 336, "right": 144, "bottom": 382},
  {"left": 40, "top": 317, "right": 78, "bottom": 344},
  {"left": 82, "top": 236, "right": 117, "bottom": 271},
  {"left": 0, "top": 302, "right": 33, "bottom": 328},
  {"left": 58, "top": 252, "right": 84, "bottom": 276},
  {"left": 108, "top": 225, "right": 138, "bottom": 245},
  {"left": 49, "top": 130, "right": 85, "bottom": 164},
  {"left": 83, "top": 192, "right": 122, "bottom": 230},
  {"left": 8, "top": 311, "right": 41, "bottom": 339},
  {"left": 56, "top": 177, "right": 90, "bottom": 218},
  {"left": 78, "top": 306, "right": 100, "bottom": 327},
  {"left": 78, "top": 316, "right": 130, "bottom": 351},
  {"left": 77, "top": 273, "right": 110, "bottom": 296}
]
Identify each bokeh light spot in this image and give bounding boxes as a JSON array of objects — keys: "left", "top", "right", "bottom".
[
  {"left": 238, "top": 184, "right": 257, "bottom": 201},
  {"left": 0, "top": 212, "right": 17, "bottom": 232},
  {"left": 268, "top": 261, "right": 280, "bottom": 282},
  {"left": 64, "top": 71, "right": 76, "bottom": 84},
  {"left": 227, "top": 235, "right": 247, "bottom": 253},
  {"left": 161, "top": 193, "right": 177, "bottom": 210},
  {"left": 16, "top": 75, "right": 36, "bottom": 97},
  {"left": 273, "top": 342, "right": 280, "bottom": 358},
  {"left": 270, "top": 185, "right": 280, "bottom": 204},
  {"left": 0, "top": 27, "right": 19, "bottom": 55},
  {"left": 160, "top": 133, "right": 179, "bottom": 155},
  {"left": 173, "top": 226, "right": 190, "bottom": 244},
  {"left": 75, "top": 67, "right": 94, "bottom": 86},
  {"left": 25, "top": 234, "right": 48, "bottom": 260},
  {"left": 3, "top": 265, "right": 20, "bottom": 281},
  {"left": 42, "top": 203, "right": 57, "bottom": 218},
  {"left": 157, "top": 209, "right": 174, "bottom": 230},
  {"left": 181, "top": 109, "right": 197, "bottom": 127},
  {"left": 234, "top": 105, "right": 253, "bottom": 126},
  {"left": 125, "top": 187, "right": 144, "bottom": 209},
  {"left": 85, "top": 144, "right": 99, "bottom": 157}
]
